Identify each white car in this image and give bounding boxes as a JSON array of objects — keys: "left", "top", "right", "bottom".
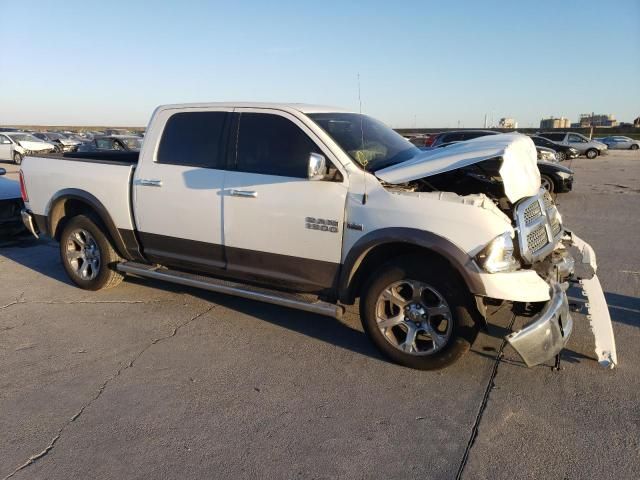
[
  {"left": 32, "top": 132, "right": 81, "bottom": 152},
  {"left": 0, "top": 132, "right": 55, "bottom": 164},
  {"left": 18, "top": 103, "right": 617, "bottom": 371}
]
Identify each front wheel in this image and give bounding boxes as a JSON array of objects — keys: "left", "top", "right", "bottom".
[
  {"left": 59, "top": 215, "right": 124, "bottom": 290},
  {"left": 585, "top": 148, "right": 598, "bottom": 159},
  {"left": 631, "top": 144, "right": 639, "bottom": 151},
  {"left": 540, "top": 174, "right": 555, "bottom": 193},
  {"left": 13, "top": 152, "right": 23, "bottom": 165},
  {"left": 360, "top": 256, "right": 479, "bottom": 370},
  {"left": 556, "top": 151, "right": 566, "bottom": 161}
]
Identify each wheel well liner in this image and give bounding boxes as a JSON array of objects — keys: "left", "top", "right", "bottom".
[
  {"left": 338, "top": 228, "right": 486, "bottom": 304},
  {"left": 46, "top": 189, "right": 132, "bottom": 260}
]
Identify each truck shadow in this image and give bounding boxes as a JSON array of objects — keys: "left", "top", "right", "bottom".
[
  {"left": 2, "top": 239, "right": 638, "bottom": 365},
  {"left": 123, "top": 275, "right": 386, "bottom": 361}
]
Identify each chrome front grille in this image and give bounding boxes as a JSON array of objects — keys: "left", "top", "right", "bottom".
[
  {"left": 515, "top": 190, "right": 563, "bottom": 263},
  {"left": 527, "top": 226, "right": 548, "bottom": 253},
  {"left": 523, "top": 201, "right": 542, "bottom": 225}
]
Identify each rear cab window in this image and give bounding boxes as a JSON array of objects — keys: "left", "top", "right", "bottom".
[{"left": 157, "top": 111, "right": 229, "bottom": 168}]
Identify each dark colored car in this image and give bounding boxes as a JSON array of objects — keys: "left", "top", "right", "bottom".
[
  {"left": 77, "top": 135, "right": 143, "bottom": 152},
  {"left": 537, "top": 161, "right": 573, "bottom": 194},
  {"left": 0, "top": 168, "right": 25, "bottom": 236},
  {"left": 529, "top": 135, "right": 579, "bottom": 161},
  {"left": 424, "top": 130, "right": 500, "bottom": 149}
]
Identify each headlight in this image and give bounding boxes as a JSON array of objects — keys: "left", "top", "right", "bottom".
[
  {"left": 540, "top": 150, "right": 556, "bottom": 161},
  {"left": 476, "top": 232, "right": 520, "bottom": 273}
]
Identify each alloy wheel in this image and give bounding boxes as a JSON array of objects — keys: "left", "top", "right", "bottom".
[
  {"left": 375, "top": 279, "right": 453, "bottom": 356},
  {"left": 65, "top": 228, "right": 101, "bottom": 281}
]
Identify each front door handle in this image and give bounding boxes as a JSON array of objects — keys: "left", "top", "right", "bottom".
[
  {"left": 229, "top": 189, "right": 257, "bottom": 198},
  {"left": 137, "top": 179, "right": 163, "bottom": 187}
]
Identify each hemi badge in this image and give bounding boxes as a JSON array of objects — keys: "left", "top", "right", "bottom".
[{"left": 346, "top": 222, "right": 364, "bottom": 231}]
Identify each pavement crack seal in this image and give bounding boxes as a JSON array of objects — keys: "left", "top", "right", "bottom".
[
  {"left": 454, "top": 313, "right": 517, "bottom": 480},
  {"left": 2, "top": 304, "right": 216, "bottom": 480}
]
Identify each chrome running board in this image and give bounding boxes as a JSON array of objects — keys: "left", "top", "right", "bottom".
[{"left": 117, "top": 262, "right": 344, "bottom": 319}]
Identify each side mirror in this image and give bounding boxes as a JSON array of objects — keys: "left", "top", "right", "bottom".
[
  {"left": 308, "top": 152, "right": 327, "bottom": 181},
  {"left": 0, "top": 168, "right": 5, "bottom": 176}
]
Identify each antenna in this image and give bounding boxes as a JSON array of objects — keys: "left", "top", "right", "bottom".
[{"left": 358, "top": 73, "right": 367, "bottom": 205}]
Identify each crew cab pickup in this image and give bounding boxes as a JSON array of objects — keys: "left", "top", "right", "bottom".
[{"left": 19, "top": 103, "right": 617, "bottom": 370}]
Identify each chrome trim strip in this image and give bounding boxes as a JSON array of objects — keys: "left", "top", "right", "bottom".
[{"left": 20, "top": 209, "right": 39, "bottom": 238}]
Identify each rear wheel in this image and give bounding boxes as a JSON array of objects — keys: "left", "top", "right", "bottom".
[
  {"left": 13, "top": 152, "right": 23, "bottom": 165},
  {"left": 59, "top": 215, "right": 124, "bottom": 290},
  {"left": 585, "top": 148, "right": 598, "bottom": 159},
  {"left": 631, "top": 144, "right": 639, "bottom": 151},
  {"left": 360, "top": 256, "right": 479, "bottom": 370}
]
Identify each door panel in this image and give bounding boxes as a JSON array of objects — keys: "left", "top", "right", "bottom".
[
  {"left": 222, "top": 110, "right": 348, "bottom": 291},
  {"left": 133, "top": 108, "right": 231, "bottom": 271},
  {"left": 223, "top": 171, "right": 347, "bottom": 289}
]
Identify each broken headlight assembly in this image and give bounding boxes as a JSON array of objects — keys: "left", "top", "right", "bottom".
[{"left": 476, "top": 232, "right": 520, "bottom": 273}]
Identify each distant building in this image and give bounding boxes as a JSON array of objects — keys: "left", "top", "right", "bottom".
[
  {"left": 578, "top": 113, "right": 618, "bottom": 128},
  {"left": 540, "top": 117, "right": 570, "bottom": 129},
  {"left": 499, "top": 117, "right": 517, "bottom": 128},
  {"left": 634, "top": 116, "right": 640, "bottom": 128}
]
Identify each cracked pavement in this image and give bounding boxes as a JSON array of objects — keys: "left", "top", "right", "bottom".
[{"left": 1, "top": 151, "right": 639, "bottom": 479}]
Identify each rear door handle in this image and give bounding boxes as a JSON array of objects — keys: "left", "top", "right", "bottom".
[
  {"left": 229, "top": 189, "right": 257, "bottom": 198},
  {"left": 137, "top": 179, "right": 163, "bottom": 187}
]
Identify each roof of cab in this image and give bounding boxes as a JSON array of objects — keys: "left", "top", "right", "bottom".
[{"left": 155, "top": 102, "right": 354, "bottom": 115}]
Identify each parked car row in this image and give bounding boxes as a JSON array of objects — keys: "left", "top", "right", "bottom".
[{"left": 0, "top": 128, "right": 144, "bottom": 163}]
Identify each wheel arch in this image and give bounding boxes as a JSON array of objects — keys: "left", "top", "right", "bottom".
[
  {"left": 46, "top": 189, "right": 132, "bottom": 260},
  {"left": 338, "top": 228, "right": 486, "bottom": 305}
]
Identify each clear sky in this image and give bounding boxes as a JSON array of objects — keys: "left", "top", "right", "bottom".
[{"left": 1, "top": 0, "right": 638, "bottom": 127}]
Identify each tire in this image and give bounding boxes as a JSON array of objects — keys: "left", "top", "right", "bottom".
[
  {"left": 556, "top": 151, "right": 566, "bottom": 161},
  {"left": 585, "top": 149, "right": 598, "bottom": 159},
  {"left": 631, "top": 144, "right": 639, "bottom": 151},
  {"left": 13, "top": 152, "right": 23, "bottom": 165},
  {"left": 540, "top": 174, "right": 555, "bottom": 193},
  {"left": 59, "top": 215, "right": 124, "bottom": 290},
  {"left": 359, "top": 255, "right": 480, "bottom": 370}
]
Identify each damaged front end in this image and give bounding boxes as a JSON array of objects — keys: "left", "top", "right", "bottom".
[
  {"left": 507, "top": 226, "right": 617, "bottom": 368},
  {"left": 375, "top": 134, "right": 617, "bottom": 369}
]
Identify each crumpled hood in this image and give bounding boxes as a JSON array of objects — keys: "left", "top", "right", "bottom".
[
  {"left": 376, "top": 133, "right": 541, "bottom": 203},
  {"left": 18, "top": 140, "right": 54, "bottom": 151}
]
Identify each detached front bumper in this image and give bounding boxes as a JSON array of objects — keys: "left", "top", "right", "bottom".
[
  {"left": 506, "top": 282, "right": 573, "bottom": 367},
  {"left": 498, "top": 231, "right": 616, "bottom": 368}
]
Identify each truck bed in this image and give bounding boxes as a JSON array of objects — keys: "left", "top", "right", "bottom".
[{"left": 22, "top": 153, "right": 137, "bottom": 235}]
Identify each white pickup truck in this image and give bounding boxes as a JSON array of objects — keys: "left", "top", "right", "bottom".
[{"left": 19, "top": 103, "right": 617, "bottom": 370}]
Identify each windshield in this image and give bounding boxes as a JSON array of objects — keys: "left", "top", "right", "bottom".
[
  {"left": 120, "top": 137, "right": 142, "bottom": 149},
  {"left": 308, "top": 113, "right": 420, "bottom": 172},
  {"left": 9, "top": 133, "right": 42, "bottom": 142},
  {"left": 46, "top": 133, "right": 65, "bottom": 140}
]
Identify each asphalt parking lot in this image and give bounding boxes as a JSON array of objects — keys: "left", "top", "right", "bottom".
[{"left": 1, "top": 151, "right": 639, "bottom": 479}]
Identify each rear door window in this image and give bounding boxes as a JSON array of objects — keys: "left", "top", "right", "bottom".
[
  {"left": 157, "top": 111, "right": 228, "bottom": 168},
  {"left": 235, "top": 113, "right": 320, "bottom": 178}
]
